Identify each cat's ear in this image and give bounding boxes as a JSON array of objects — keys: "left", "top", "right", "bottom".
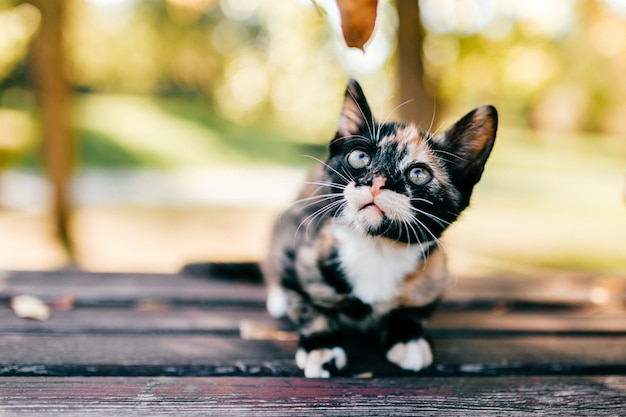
[
  {"left": 434, "top": 105, "right": 498, "bottom": 187},
  {"left": 333, "top": 79, "right": 373, "bottom": 149}
]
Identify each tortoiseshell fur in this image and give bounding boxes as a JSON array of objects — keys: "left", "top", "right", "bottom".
[{"left": 262, "top": 79, "right": 498, "bottom": 377}]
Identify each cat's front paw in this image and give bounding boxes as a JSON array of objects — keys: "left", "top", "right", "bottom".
[
  {"left": 295, "top": 347, "right": 347, "bottom": 378},
  {"left": 266, "top": 284, "right": 288, "bottom": 318},
  {"left": 386, "top": 338, "right": 433, "bottom": 372}
]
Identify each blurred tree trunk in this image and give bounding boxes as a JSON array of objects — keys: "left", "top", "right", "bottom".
[
  {"left": 28, "top": 0, "right": 75, "bottom": 262},
  {"left": 396, "top": 0, "right": 436, "bottom": 127}
]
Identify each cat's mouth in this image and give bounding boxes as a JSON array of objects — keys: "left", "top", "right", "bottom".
[
  {"left": 362, "top": 202, "right": 379, "bottom": 210},
  {"left": 360, "top": 202, "right": 385, "bottom": 216},
  {"left": 356, "top": 202, "right": 386, "bottom": 230}
]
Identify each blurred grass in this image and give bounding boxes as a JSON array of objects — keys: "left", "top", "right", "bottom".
[
  {"left": 15, "top": 93, "right": 326, "bottom": 168},
  {"left": 75, "top": 93, "right": 324, "bottom": 168},
  {"left": 3, "top": 93, "right": 625, "bottom": 275},
  {"left": 444, "top": 126, "right": 626, "bottom": 276}
]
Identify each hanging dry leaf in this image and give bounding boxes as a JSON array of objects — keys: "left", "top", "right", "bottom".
[
  {"left": 310, "top": 0, "right": 328, "bottom": 16},
  {"left": 336, "top": 0, "right": 378, "bottom": 51},
  {"left": 10, "top": 295, "right": 51, "bottom": 321}
]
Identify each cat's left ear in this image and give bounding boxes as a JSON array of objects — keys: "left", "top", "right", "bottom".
[
  {"left": 434, "top": 105, "right": 498, "bottom": 188},
  {"left": 332, "top": 79, "right": 374, "bottom": 151}
]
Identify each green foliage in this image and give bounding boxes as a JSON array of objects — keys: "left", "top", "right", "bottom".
[
  {"left": 420, "top": 0, "right": 626, "bottom": 133},
  {"left": 78, "top": 128, "right": 146, "bottom": 166},
  {"left": 13, "top": 93, "right": 325, "bottom": 168}
]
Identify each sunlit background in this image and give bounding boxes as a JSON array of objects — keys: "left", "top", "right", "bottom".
[{"left": 0, "top": 0, "right": 624, "bottom": 278}]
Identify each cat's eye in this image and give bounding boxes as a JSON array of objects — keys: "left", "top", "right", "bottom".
[
  {"left": 346, "top": 149, "right": 371, "bottom": 169},
  {"left": 407, "top": 166, "right": 433, "bottom": 186}
]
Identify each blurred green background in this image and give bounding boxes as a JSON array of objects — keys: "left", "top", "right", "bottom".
[{"left": 0, "top": 0, "right": 624, "bottom": 278}]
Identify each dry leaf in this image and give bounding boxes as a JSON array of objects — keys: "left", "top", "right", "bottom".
[
  {"left": 49, "top": 292, "right": 76, "bottom": 311},
  {"left": 239, "top": 320, "right": 297, "bottom": 341},
  {"left": 10, "top": 295, "right": 51, "bottom": 321},
  {"left": 310, "top": 0, "right": 328, "bottom": 16},
  {"left": 336, "top": 0, "right": 378, "bottom": 51},
  {"left": 135, "top": 299, "right": 172, "bottom": 312}
]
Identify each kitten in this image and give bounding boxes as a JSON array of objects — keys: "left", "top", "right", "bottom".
[{"left": 262, "top": 79, "right": 497, "bottom": 378}]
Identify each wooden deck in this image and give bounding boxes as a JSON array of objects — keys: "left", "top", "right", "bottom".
[{"left": 1, "top": 269, "right": 625, "bottom": 415}]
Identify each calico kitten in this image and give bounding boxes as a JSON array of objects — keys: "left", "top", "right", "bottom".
[{"left": 262, "top": 79, "right": 497, "bottom": 378}]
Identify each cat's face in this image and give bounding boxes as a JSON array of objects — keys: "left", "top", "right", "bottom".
[{"left": 324, "top": 80, "right": 497, "bottom": 244}]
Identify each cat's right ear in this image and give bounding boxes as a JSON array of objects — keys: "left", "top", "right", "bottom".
[{"left": 332, "top": 79, "right": 373, "bottom": 151}]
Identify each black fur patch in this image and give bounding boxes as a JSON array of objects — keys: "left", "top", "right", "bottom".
[
  {"left": 318, "top": 247, "right": 352, "bottom": 294},
  {"left": 339, "top": 297, "right": 372, "bottom": 320},
  {"left": 299, "top": 331, "right": 342, "bottom": 352},
  {"left": 381, "top": 306, "right": 437, "bottom": 351}
]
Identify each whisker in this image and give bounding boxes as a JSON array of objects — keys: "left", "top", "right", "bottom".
[
  {"left": 347, "top": 86, "right": 375, "bottom": 142},
  {"left": 290, "top": 193, "right": 343, "bottom": 211},
  {"left": 400, "top": 207, "right": 445, "bottom": 252},
  {"left": 300, "top": 155, "right": 354, "bottom": 185},
  {"left": 380, "top": 99, "right": 414, "bottom": 127},
  {"left": 375, "top": 80, "right": 388, "bottom": 144},
  {"left": 305, "top": 181, "right": 346, "bottom": 191},
  {"left": 409, "top": 206, "right": 452, "bottom": 228},
  {"left": 310, "top": 199, "right": 347, "bottom": 234},
  {"left": 401, "top": 219, "right": 413, "bottom": 246},
  {"left": 427, "top": 98, "right": 437, "bottom": 134},
  {"left": 332, "top": 201, "right": 348, "bottom": 223},
  {"left": 406, "top": 217, "right": 426, "bottom": 246},
  {"left": 404, "top": 219, "right": 434, "bottom": 262},
  {"left": 295, "top": 199, "right": 345, "bottom": 241},
  {"left": 409, "top": 197, "right": 435, "bottom": 206},
  {"left": 431, "top": 149, "right": 470, "bottom": 167},
  {"left": 405, "top": 211, "right": 446, "bottom": 255},
  {"left": 329, "top": 133, "right": 373, "bottom": 148},
  {"left": 428, "top": 116, "right": 447, "bottom": 137},
  {"left": 340, "top": 166, "right": 356, "bottom": 184}
]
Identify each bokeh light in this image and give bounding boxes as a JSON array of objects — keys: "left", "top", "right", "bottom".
[{"left": 0, "top": 0, "right": 624, "bottom": 275}]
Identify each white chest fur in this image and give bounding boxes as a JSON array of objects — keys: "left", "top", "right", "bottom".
[{"left": 334, "top": 224, "right": 425, "bottom": 304}]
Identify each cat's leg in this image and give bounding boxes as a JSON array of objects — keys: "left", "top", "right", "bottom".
[
  {"left": 266, "top": 284, "right": 288, "bottom": 318},
  {"left": 382, "top": 308, "right": 434, "bottom": 372},
  {"left": 386, "top": 337, "right": 433, "bottom": 372},
  {"left": 295, "top": 313, "right": 347, "bottom": 378}
]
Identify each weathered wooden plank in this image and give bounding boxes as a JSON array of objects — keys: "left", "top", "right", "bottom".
[
  {"left": 0, "top": 335, "right": 292, "bottom": 365},
  {"left": 1, "top": 308, "right": 626, "bottom": 337},
  {"left": 2, "top": 270, "right": 618, "bottom": 311},
  {"left": 0, "top": 376, "right": 625, "bottom": 416},
  {"left": 0, "top": 270, "right": 267, "bottom": 307},
  {"left": 1, "top": 334, "right": 625, "bottom": 377},
  {"left": 0, "top": 308, "right": 270, "bottom": 335},
  {"left": 428, "top": 310, "right": 626, "bottom": 334}
]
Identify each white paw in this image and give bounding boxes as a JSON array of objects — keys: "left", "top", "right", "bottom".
[
  {"left": 295, "top": 347, "right": 347, "bottom": 378},
  {"left": 386, "top": 338, "right": 433, "bottom": 372},
  {"left": 266, "top": 285, "right": 288, "bottom": 318}
]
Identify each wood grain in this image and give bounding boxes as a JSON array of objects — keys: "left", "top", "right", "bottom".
[
  {"left": 1, "top": 376, "right": 625, "bottom": 416},
  {"left": 1, "top": 269, "right": 624, "bottom": 413},
  {"left": 2, "top": 334, "right": 625, "bottom": 377},
  {"left": 0, "top": 270, "right": 612, "bottom": 309}
]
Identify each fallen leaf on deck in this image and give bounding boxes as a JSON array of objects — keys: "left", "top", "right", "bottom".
[
  {"left": 10, "top": 294, "right": 51, "bottom": 321},
  {"left": 589, "top": 275, "right": 626, "bottom": 307},
  {"left": 336, "top": 0, "right": 378, "bottom": 51},
  {"left": 239, "top": 320, "right": 297, "bottom": 341},
  {"left": 49, "top": 292, "right": 76, "bottom": 311},
  {"left": 135, "top": 299, "right": 172, "bottom": 312}
]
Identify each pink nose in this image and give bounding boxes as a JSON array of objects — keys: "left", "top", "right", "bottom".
[{"left": 371, "top": 176, "right": 386, "bottom": 197}]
